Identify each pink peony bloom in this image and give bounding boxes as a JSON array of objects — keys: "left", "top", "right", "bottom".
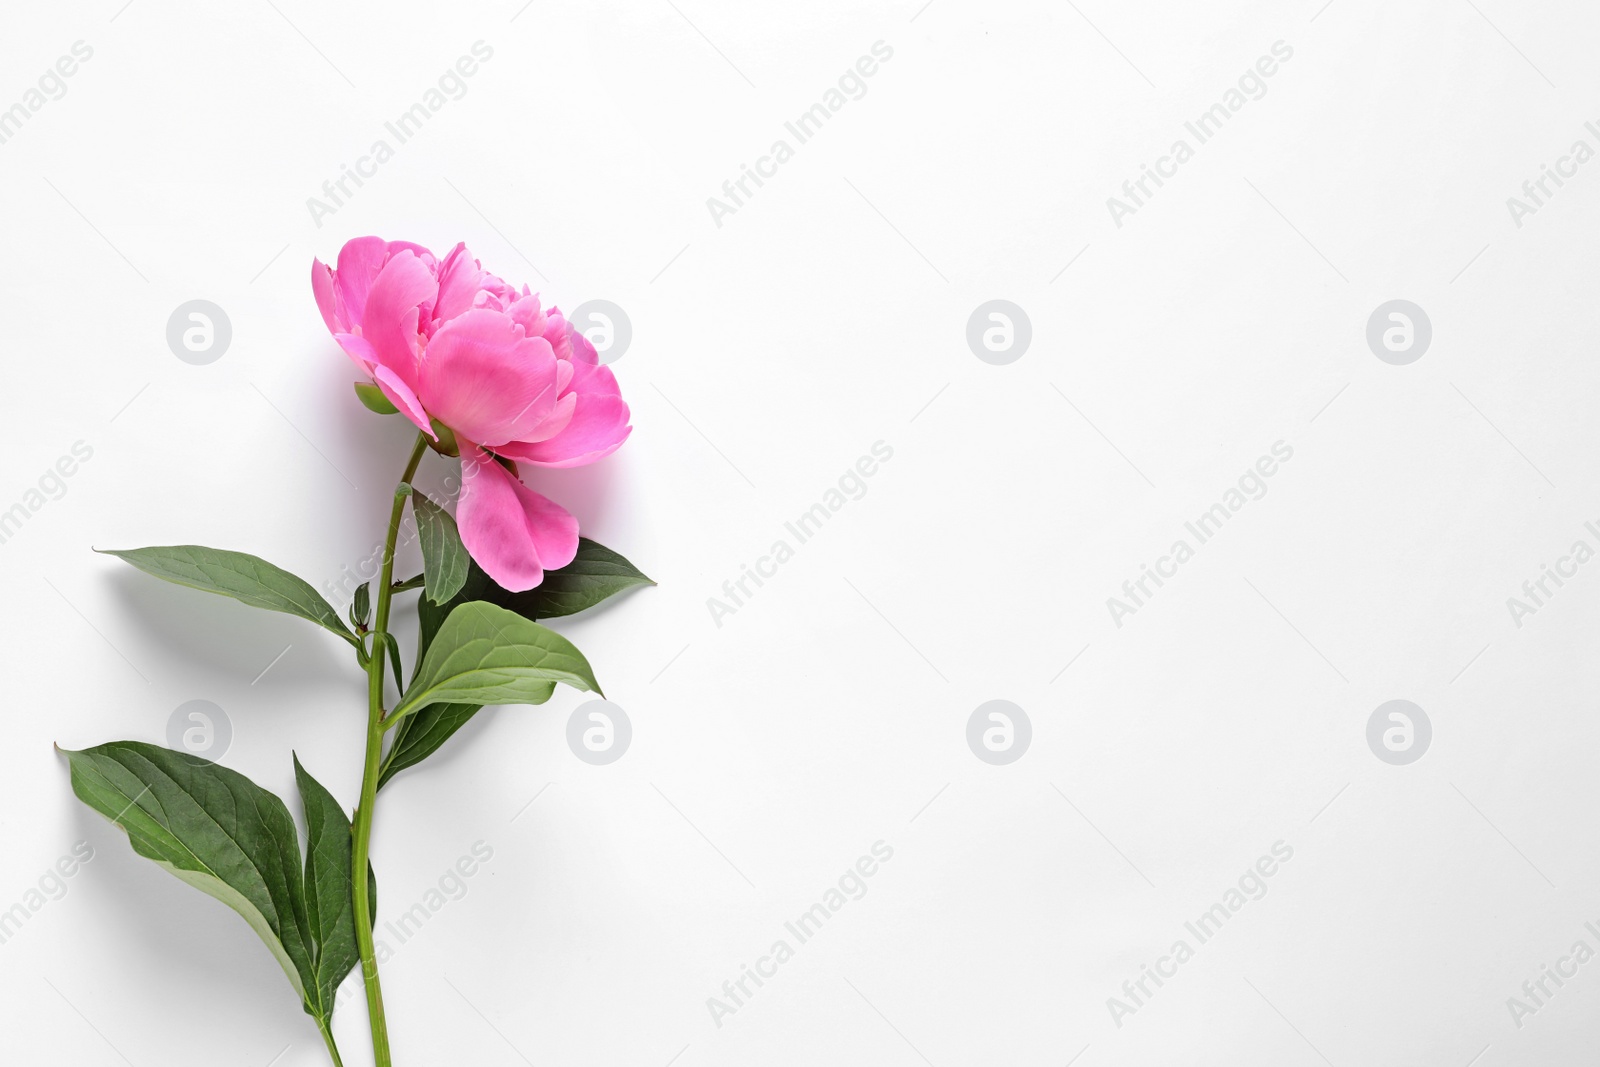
[{"left": 313, "top": 237, "right": 631, "bottom": 591}]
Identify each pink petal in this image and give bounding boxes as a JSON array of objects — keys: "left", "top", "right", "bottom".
[
  {"left": 508, "top": 294, "right": 547, "bottom": 338},
  {"left": 312, "top": 258, "right": 345, "bottom": 334},
  {"left": 361, "top": 251, "right": 437, "bottom": 394},
  {"left": 570, "top": 324, "right": 599, "bottom": 365},
  {"left": 418, "top": 309, "right": 560, "bottom": 448},
  {"left": 333, "top": 332, "right": 379, "bottom": 376},
  {"left": 329, "top": 238, "right": 437, "bottom": 327},
  {"left": 540, "top": 309, "right": 600, "bottom": 366},
  {"left": 432, "top": 243, "right": 483, "bottom": 326},
  {"left": 479, "top": 272, "right": 520, "bottom": 308},
  {"left": 333, "top": 237, "right": 390, "bottom": 327},
  {"left": 495, "top": 361, "right": 631, "bottom": 468},
  {"left": 371, "top": 365, "right": 433, "bottom": 435},
  {"left": 541, "top": 310, "right": 577, "bottom": 362},
  {"left": 385, "top": 240, "right": 436, "bottom": 267},
  {"left": 335, "top": 334, "right": 433, "bottom": 434},
  {"left": 457, "top": 444, "right": 579, "bottom": 591},
  {"left": 516, "top": 391, "right": 577, "bottom": 444}
]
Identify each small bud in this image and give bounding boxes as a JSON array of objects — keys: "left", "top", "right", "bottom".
[
  {"left": 350, "top": 582, "right": 372, "bottom": 630},
  {"left": 428, "top": 419, "right": 460, "bottom": 457},
  {"left": 353, "top": 381, "right": 399, "bottom": 414}
]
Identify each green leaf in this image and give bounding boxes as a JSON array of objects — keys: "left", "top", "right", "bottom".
[
  {"left": 516, "top": 538, "right": 654, "bottom": 619},
  {"left": 390, "top": 600, "right": 596, "bottom": 724},
  {"left": 379, "top": 632, "right": 404, "bottom": 703},
  {"left": 389, "top": 539, "right": 644, "bottom": 786},
  {"left": 414, "top": 565, "right": 479, "bottom": 676},
  {"left": 61, "top": 741, "right": 357, "bottom": 1026},
  {"left": 415, "top": 540, "right": 650, "bottom": 647},
  {"left": 412, "top": 495, "right": 469, "bottom": 605},
  {"left": 354, "top": 381, "right": 398, "bottom": 414},
  {"left": 392, "top": 577, "right": 492, "bottom": 788},
  {"left": 97, "top": 545, "right": 356, "bottom": 646},
  {"left": 378, "top": 703, "right": 482, "bottom": 790},
  {"left": 293, "top": 755, "right": 370, "bottom": 1019}
]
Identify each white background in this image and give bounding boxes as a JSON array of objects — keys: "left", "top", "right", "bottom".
[{"left": 2, "top": 0, "right": 1598, "bottom": 1064}]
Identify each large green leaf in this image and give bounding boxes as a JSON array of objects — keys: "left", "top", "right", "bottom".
[
  {"left": 377, "top": 702, "right": 485, "bottom": 790},
  {"left": 411, "top": 495, "right": 469, "bottom": 605},
  {"left": 389, "top": 600, "right": 598, "bottom": 724},
  {"left": 388, "top": 555, "right": 487, "bottom": 788},
  {"left": 62, "top": 742, "right": 312, "bottom": 996},
  {"left": 97, "top": 545, "right": 356, "bottom": 645},
  {"left": 388, "top": 539, "right": 643, "bottom": 787},
  {"left": 61, "top": 742, "right": 373, "bottom": 1036},
  {"left": 518, "top": 538, "right": 653, "bottom": 619},
  {"left": 412, "top": 540, "right": 650, "bottom": 665},
  {"left": 293, "top": 755, "right": 369, "bottom": 1019}
]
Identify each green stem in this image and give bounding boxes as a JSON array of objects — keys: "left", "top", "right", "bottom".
[
  {"left": 351, "top": 431, "right": 428, "bottom": 1067},
  {"left": 318, "top": 1019, "right": 345, "bottom": 1067}
]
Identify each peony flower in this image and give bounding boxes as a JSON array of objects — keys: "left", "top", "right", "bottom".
[{"left": 313, "top": 237, "right": 631, "bottom": 591}]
